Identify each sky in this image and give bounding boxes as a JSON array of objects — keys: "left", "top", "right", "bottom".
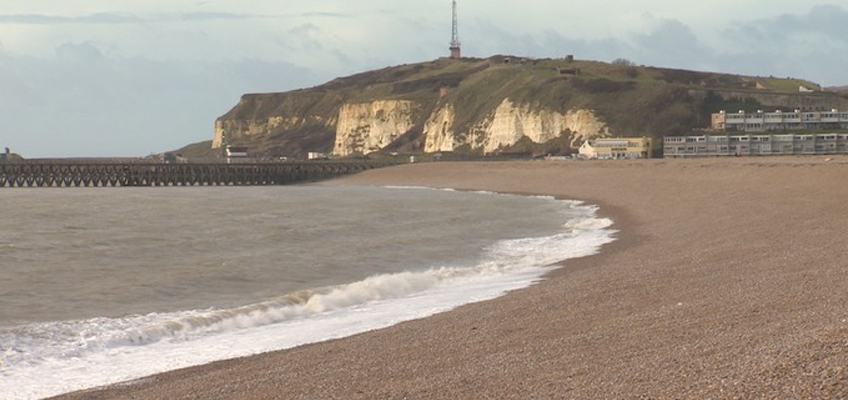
[{"left": 1, "top": 1, "right": 847, "bottom": 157}]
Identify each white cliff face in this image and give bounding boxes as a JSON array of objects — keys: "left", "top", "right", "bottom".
[
  {"left": 424, "top": 99, "right": 608, "bottom": 154},
  {"left": 333, "top": 100, "right": 417, "bottom": 156},
  {"left": 213, "top": 116, "right": 332, "bottom": 148},
  {"left": 478, "top": 99, "right": 608, "bottom": 153},
  {"left": 423, "top": 104, "right": 457, "bottom": 153},
  {"left": 216, "top": 96, "right": 608, "bottom": 156},
  {"left": 562, "top": 109, "right": 609, "bottom": 148}
]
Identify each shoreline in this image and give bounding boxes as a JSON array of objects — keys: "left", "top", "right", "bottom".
[
  {"left": 38, "top": 186, "right": 619, "bottom": 400},
  {"left": 50, "top": 157, "right": 848, "bottom": 399},
  {"left": 5, "top": 185, "right": 608, "bottom": 400}
]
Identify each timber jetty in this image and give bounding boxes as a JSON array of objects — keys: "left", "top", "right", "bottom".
[{"left": 0, "top": 160, "right": 397, "bottom": 188}]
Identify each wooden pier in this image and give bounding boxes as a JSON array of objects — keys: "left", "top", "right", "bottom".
[{"left": 0, "top": 160, "right": 397, "bottom": 188}]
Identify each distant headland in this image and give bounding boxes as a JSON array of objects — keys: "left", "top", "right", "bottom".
[{"left": 187, "top": 55, "right": 848, "bottom": 161}]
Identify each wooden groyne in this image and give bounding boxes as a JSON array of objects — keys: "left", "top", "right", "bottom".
[{"left": 0, "top": 160, "right": 397, "bottom": 188}]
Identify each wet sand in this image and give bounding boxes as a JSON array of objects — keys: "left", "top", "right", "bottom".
[{"left": 53, "top": 157, "right": 848, "bottom": 399}]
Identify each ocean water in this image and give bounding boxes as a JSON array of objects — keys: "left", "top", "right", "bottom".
[{"left": 0, "top": 185, "right": 616, "bottom": 400}]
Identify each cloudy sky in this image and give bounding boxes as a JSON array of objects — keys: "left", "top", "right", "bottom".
[{"left": 1, "top": 1, "right": 846, "bottom": 157}]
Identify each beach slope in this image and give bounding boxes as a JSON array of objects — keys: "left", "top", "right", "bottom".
[{"left": 53, "top": 158, "right": 848, "bottom": 399}]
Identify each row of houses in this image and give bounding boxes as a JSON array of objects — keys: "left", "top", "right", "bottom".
[
  {"left": 712, "top": 109, "right": 848, "bottom": 132},
  {"left": 578, "top": 132, "right": 848, "bottom": 160},
  {"left": 664, "top": 133, "right": 848, "bottom": 158},
  {"left": 214, "top": 134, "right": 843, "bottom": 163},
  {"left": 217, "top": 135, "right": 844, "bottom": 161}
]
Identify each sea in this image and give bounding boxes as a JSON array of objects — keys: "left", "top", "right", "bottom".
[{"left": 0, "top": 184, "right": 616, "bottom": 400}]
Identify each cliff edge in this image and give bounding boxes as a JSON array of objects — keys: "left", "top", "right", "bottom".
[{"left": 212, "top": 56, "right": 848, "bottom": 158}]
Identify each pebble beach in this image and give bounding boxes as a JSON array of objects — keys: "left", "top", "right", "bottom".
[{"left": 51, "top": 157, "right": 848, "bottom": 400}]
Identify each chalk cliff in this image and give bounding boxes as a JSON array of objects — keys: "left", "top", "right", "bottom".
[
  {"left": 212, "top": 90, "right": 344, "bottom": 158},
  {"left": 334, "top": 101, "right": 418, "bottom": 156},
  {"left": 214, "top": 116, "right": 334, "bottom": 149},
  {"left": 476, "top": 100, "right": 607, "bottom": 153},
  {"left": 422, "top": 101, "right": 608, "bottom": 153},
  {"left": 423, "top": 104, "right": 457, "bottom": 153},
  {"left": 203, "top": 56, "right": 848, "bottom": 159}
]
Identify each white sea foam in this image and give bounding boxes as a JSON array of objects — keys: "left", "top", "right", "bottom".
[{"left": 0, "top": 194, "right": 616, "bottom": 400}]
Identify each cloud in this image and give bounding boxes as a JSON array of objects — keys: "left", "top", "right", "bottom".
[
  {"left": 277, "top": 23, "right": 328, "bottom": 55},
  {"left": 537, "top": 30, "right": 631, "bottom": 62},
  {"left": 300, "top": 12, "right": 351, "bottom": 18},
  {"left": 0, "top": 13, "right": 142, "bottom": 24},
  {"left": 0, "top": 12, "right": 279, "bottom": 26},
  {"left": 177, "top": 12, "right": 259, "bottom": 22},
  {"left": 723, "top": 4, "right": 848, "bottom": 50},
  {"left": 55, "top": 42, "right": 104, "bottom": 62},
  {"left": 461, "top": 7, "right": 848, "bottom": 85},
  {"left": 3, "top": 2, "right": 848, "bottom": 157},
  {"left": 0, "top": 10, "right": 352, "bottom": 26},
  {"left": 631, "top": 18, "right": 710, "bottom": 69},
  {"left": 0, "top": 43, "right": 322, "bottom": 157},
  {"left": 716, "top": 4, "right": 848, "bottom": 84}
]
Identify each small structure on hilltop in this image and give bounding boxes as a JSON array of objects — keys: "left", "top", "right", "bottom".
[
  {"left": 557, "top": 67, "right": 581, "bottom": 76},
  {"left": 579, "top": 137, "right": 653, "bottom": 160}
]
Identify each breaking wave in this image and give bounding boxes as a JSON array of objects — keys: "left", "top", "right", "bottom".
[{"left": 0, "top": 193, "right": 616, "bottom": 400}]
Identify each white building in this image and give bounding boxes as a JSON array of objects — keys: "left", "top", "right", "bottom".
[
  {"left": 579, "top": 137, "right": 653, "bottom": 160},
  {"left": 225, "top": 146, "right": 249, "bottom": 163},
  {"left": 712, "top": 109, "right": 848, "bottom": 132}
]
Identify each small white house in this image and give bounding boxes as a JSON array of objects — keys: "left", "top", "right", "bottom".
[
  {"left": 225, "top": 146, "right": 249, "bottom": 163},
  {"left": 579, "top": 137, "right": 653, "bottom": 160}
]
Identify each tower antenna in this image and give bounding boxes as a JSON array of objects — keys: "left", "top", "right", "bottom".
[{"left": 449, "top": 0, "right": 461, "bottom": 59}]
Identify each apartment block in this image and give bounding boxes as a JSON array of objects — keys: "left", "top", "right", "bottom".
[
  {"left": 664, "top": 134, "right": 848, "bottom": 158},
  {"left": 712, "top": 110, "right": 848, "bottom": 132}
]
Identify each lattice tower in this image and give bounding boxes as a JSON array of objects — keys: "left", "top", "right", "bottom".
[{"left": 449, "top": 0, "right": 461, "bottom": 58}]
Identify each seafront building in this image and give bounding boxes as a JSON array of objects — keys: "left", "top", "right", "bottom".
[
  {"left": 579, "top": 137, "right": 653, "bottom": 159},
  {"left": 225, "top": 146, "right": 250, "bottom": 163},
  {"left": 712, "top": 109, "right": 848, "bottom": 132},
  {"left": 664, "top": 133, "right": 848, "bottom": 158}
]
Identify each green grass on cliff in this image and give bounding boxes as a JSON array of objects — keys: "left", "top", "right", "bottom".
[{"left": 209, "top": 55, "right": 848, "bottom": 158}]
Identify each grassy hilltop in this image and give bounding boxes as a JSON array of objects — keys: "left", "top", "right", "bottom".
[{"left": 188, "top": 56, "right": 848, "bottom": 159}]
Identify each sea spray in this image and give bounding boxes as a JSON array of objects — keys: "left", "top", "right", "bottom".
[{"left": 0, "top": 187, "right": 615, "bottom": 400}]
